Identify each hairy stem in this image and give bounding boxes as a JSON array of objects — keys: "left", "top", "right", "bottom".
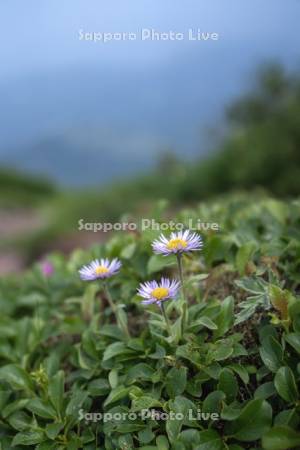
[
  {"left": 160, "top": 301, "right": 172, "bottom": 337},
  {"left": 176, "top": 253, "right": 188, "bottom": 331}
]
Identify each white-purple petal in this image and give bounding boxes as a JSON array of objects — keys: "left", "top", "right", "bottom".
[
  {"left": 79, "top": 258, "right": 122, "bottom": 281},
  {"left": 137, "top": 277, "right": 180, "bottom": 306},
  {"left": 152, "top": 230, "right": 203, "bottom": 255}
]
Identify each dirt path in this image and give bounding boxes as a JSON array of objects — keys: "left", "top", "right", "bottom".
[
  {"left": 0, "top": 209, "right": 44, "bottom": 275},
  {"left": 0, "top": 209, "right": 111, "bottom": 275}
]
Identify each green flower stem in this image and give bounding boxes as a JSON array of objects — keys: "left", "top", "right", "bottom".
[
  {"left": 35, "top": 297, "right": 41, "bottom": 341},
  {"left": 176, "top": 254, "right": 188, "bottom": 331},
  {"left": 160, "top": 301, "right": 172, "bottom": 337},
  {"left": 176, "top": 254, "right": 186, "bottom": 298},
  {"left": 103, "top": 283, "right": 130, "bottom": 338}
]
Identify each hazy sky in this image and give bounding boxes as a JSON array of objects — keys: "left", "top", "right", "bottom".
[
  {"left": 1, "top": 1, "right": 300, "bottom": 185},
  {"left": 1, "top": 0, "right": 299, "bottom": 81}
]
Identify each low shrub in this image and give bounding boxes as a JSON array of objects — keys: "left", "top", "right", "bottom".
[{"left": 0, "top": 194, "right": 300, "bottom": 449}]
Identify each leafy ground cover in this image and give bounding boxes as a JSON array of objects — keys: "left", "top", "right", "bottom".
[{"left": 0, "top": 193, "right": 300, "bottom": 449}]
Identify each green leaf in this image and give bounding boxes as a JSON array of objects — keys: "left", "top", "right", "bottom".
[
  {"left": 120, "top": 242, "right": 136, "bottom": 259},
  {"left": 131, "top": 395, "right": 162, "bottom": 412},
  {"left": 221, "top": 404, "right": 242, "bottom": 421},
  {"left": 0, "top": 364, "right": 33, "bottom": 391},
  {"left": 126, "top": 363, "right": 155, "bottom": 384},
  {"left": 217, "top": 369, "right": 238, "bottom": 403},
  {"left": 227, "top": 446, "right": 243, "bottom": 450},
  {"left": 26, "top": 398, "right": 57, "bottom": 419},
  {"left": 228, "top": 363, "right": 249, "bottom": 384},
  {"left": 12, "top": 430, "right": 45, "bottom": 446},
  {"left": 36, "top": 441, "right": 57, "bottom": 450},
  {"left": 166, "top": 367, "right": 187, "bottom": 398},
  {"left": 138, "top": 447, "right": 159, "bottom": 450},
  {"left": 212, "top": 342, "right": 233, "bottom": 361},
  {"left": 234, "top": 301, "right": 258, "bottom": 325},
  {"left": 81, "top": 284, "right": 98, "bottom": 320},
  {"left": 274, "top": 366, "right": 299, "bottom": 403},
  {"left": 226, "top": 399, "right": 272, "bottom": 441},
  {"left": 166, "top": 396, "right": 195, "bottom": 443},
  {"left": 147, "top": 255, "right": 175, "bottom": 274},
  {"left": 259, "top": 336, "right": 283, "bottom": 373},
  {"left": 214, "top": 296, "right": 234, "bottom": 338},
  {"left": 103, "top": 342, "right": 133, "bottom": 361},
  {"left": 48, "top": 370, "right": 64, "bottom": 415},
  {"left": 7, "top": 411, "right": 33, "bottom": 431},
  {"left": 149, "top": 344, "right": 166, "bottom": 359},
  {"left": 254, "top": 382, "right": 276, "bottom": 400},
  {"left": 178, "top": 429, "right": 201, "bottom": 447},
  {"left": 202, "top": 391, "right": 225, "bottom": 414},
  {"left": 103, "top": 385, "right": 130, "bottom": 407},
  {"left": 138, "top": 427, "right": 155, "bottom": 444},
  {"left": 236, "top": 242, "right": 257, "bottom": 275},
  {"left": 274, "top": 408, "right": 299, "bottom": 427},
  {"left": 108, "top": 369, "right": 118, "bottom": 388},
  {"left": 285, "top": 333, "right": 300, "bottom": 354},
  {"left": 99, "top": 324, "right": 124, "bottom": 340},
  {"left": 156, "top": 435, "right": 170, "bottom": 450},
  {"left": 66, "top": 390, "right": 89, "bottom": 416},
  {"left": 66, "top": 436, "right": 82, "bottom": 450},
  {"left": 195, "top": 316, "right": 218, "bottom": 330},
  {"left": 118, "top": 434, "right": 134, "bottom": 450},
  {"left": 171, "top": 316, "right": 182, "bottom": 344},
  {"left": 2, "top": 399, "right": 29, "bottom": 418},
  {"left": 87, "top": 378, "right": 110, "bottom": 396},
  {"left": 262, "top": 426, "right": 300, "bottom": 450},
  {"left": 45, "top": 422, "right": 64, "bottom": 440},
  {"left": 196, "top": 429, "right": 223, "bottom": 450}
]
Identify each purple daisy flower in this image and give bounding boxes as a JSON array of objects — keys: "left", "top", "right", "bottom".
[
  {"left": 79, "top": 258, "right": 121, "bottom": 281},
  {"left": 137, "top": 277, "right": 180, "bottom": 306},
  {"left": 152, "top": 230, "right": 203, "bottom": 256}
]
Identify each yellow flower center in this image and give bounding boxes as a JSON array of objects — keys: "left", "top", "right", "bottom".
[
  {"left": 152, "top": 287, "right": 169, "bottom": 300},
  {"left": 167, "top": 238, "right": 187, "bottom": 250},
  {"left": 95, "top": 266, "right": 109, "bottom": 275}
]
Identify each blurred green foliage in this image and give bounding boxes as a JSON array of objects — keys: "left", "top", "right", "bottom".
[
  {"left": 176, "top": 64, "right": 300, "bottom": 200},
  {"left": 0, "top": 168, "right": 55, "bottom": 207},
  {"left": 2, "top": 63, "right": 300, "bottom": 259}
]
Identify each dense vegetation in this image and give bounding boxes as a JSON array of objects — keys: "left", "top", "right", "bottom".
[
  {"left": 0, "top": 168, "right": 55, "bottom": 208},
  {"left": 177, "top": 64, "right": 300, "bottom": 200},
  {"left": 1, "top": 193, "right": 300, "bottom": 449}
]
